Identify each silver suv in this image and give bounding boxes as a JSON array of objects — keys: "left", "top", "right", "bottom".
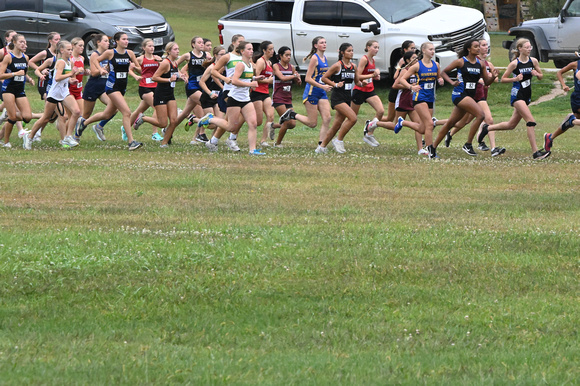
[{"left": 0, "top": 0, "right": 174, "bottom": 56}]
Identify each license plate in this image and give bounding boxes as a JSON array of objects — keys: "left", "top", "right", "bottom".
[{"left": 153, "top": 37, "right": 163, "bottom": 46}]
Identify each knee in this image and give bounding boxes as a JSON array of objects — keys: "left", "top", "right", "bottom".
[{"left": 22, "top": 114, "right": 32, "bottom": 123}]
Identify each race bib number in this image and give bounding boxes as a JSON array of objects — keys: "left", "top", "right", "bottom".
[
  {"left": 145, "top": 77, "right": 154, "bottom": 84},
  {"left": 101, "top": 74, "right": 108, "bottom": 79},
  {"left": 14, "top": 76, "right": 25, "bottom": 82},
  {"left": 196, "top": 75, "right": 202, "bottom": 82},
  {"left": 424, "top": 83, "right": 434, "bottom": 90},
  {"left": 77, "top": 82, "right": 82, "bottom": 88},
  {"left": 116, "top": 72, "right": 127, "bottom": 79},
  {"left": 345, "top": 83, "right": 353, "bottom": 90},
  {"left": 170, "top": 81, "right": 176, "bottom": 88},
  {"left": 465, "top": 82, "right": 476, "bottom": 89},
  {"left": 521, "top": 79, "right": 530, "bottom": 88},
  {"left": 282, "top": 85, "right": 291, "bottom": 92}
]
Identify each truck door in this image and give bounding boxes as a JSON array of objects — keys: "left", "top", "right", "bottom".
[
  {"left": 0, "top": 0, "right": 41, "bottom": 52},
  {"left": 558, "top": 0, "right": 580, "bottom": 51},
  {"left": 336, "top": 1, "right": 383, "bottom": 70},
  {"left": 292, "top": 0, "right": 338, "bottom": 71}
]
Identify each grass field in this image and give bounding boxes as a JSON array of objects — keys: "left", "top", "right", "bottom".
[{"left": 1, "top": 1, "right": 579, "bottom": 384}]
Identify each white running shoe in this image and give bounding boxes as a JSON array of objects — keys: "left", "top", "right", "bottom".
[
  {"left": 22, "top": 134, "right": 32, "bottom": 150},
  {"left": 63, "top": 135, "right": 79, "bottom": 147},
  {"left": 0, "top": 109, "right": 7, "bottom": 126},
  {"left": 18, "top": 129, "right": 30, "bottom": 139},
  {"left": 315, "top": 145, "right": 328, "bottom": 154},
  {"left": 205, "top": 141, "right": 218, "bottom": 152},
  {"left": 33, "top": 132, "right": 42, "bottom": 142},
  {"left": 363, "top": 134, "right": 379, "bottom": 147},
  {"left": 260, "top": 141, "right": 270, "bottom": 147},
  {"left": 225, "top": 138, "right": 240, "bottom": 151},
  {"left": 2, "top": 142, "right": 12, "bottom": 148},
  {"left": 418, "top": 148, "right": 429, "bottom": 156},
  {"left": 331, "top": 138, "right": 346, "bottom": 153}
]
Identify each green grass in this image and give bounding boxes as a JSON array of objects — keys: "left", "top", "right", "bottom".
[{"left": 1, "top": 1, "right": 579, "bottom": 384}]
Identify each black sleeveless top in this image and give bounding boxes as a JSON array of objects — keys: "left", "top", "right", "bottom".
[{"left": 330, "top": 60, "right": 356, "bottom": 104}]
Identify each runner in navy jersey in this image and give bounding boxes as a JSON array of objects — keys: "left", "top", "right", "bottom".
[
  {"left": 431, "top": 39, "right": 496, "bottom": 159},
  {"left": 477, "top": 38, "right": 550, "bottom": 160},
  {"left": 543, "top": 56, "right": 580, "bottom": 153}
]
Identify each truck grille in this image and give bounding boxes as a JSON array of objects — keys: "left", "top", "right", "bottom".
[
  {"left": 429, "top": 19, "right": 487, "bottom": 53},
  {"left": 136, "top": 23, "right": 168, "bottom": 38}
]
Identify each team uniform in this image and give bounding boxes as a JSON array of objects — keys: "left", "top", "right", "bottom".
[
  {"left": 474, "top": 58, "right": 490, "bottom": 102},
  {"left": 303, "top": 53, "right": 328, "bottom": 105},
  {"left": 352, "top": 55, "right": 377, "bottom": 105},
  {"left": 227, "top": 60, "right": 253, "bottom": 108},
  {"left": 272, "top": 62, "right": 295, "bottom": 108},
  {"left": 83, "top": 56, "right": 109, "bottom": 102},
  {"left": 139, "top": 56, "right": 159, "bottom": 99},
  {"left": 200, "top": 64, "right": 222, "bottom": 109},
  {"left": 105, "top": 49, "right": 131, "bottom": 95},
  {"left": 250, "top": 57, "right": 272, "bottom": 102},
  {"left": 153, "top": 58, "right": 178, "bottom": 106},
  {"left": 2, "top": 53, "right": 29, "bottom": 98},
  {"left": 37, "top": 49, "right": 54, "bottom": 98},
  {"left": 412, "top": 59, "right": 438, "bottom": 108},
  {"left": 218, "top": 52, "right": 242, "bottom": 113},
  {"left": 570, "top": 60, "right": 580, "bottom": 113},
  {"left": 329, "top": 60, "right": 355, "bottom": 109},
  {"left": 46, "top": 59, "right": 72, "bottom": 104},
  {"left": 0, "top": 47, "right": 9, "bottom": 101},
  {"left": 186, "top": 51, "right": 206, "bottom": 97},
  {"left": 69, "top": 56, "right": 84, "bottom": 100},
  {"left": 395, "top": 73, "right": 417, "bottom": 112},
  {"left": 451, "top": 57, "right": 481, "bottom": 106},
  {"left": 510, "top": 58, "right": 534, "bottom": 106}
]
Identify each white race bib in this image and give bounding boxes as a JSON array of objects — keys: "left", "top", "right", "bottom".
[
  {"left": 282, "top": 85, "right": 291, "bottom": 92},
  {"left": 100, "top": 74, "right": 108, "bottom": 79},
  {"left": 116, "top": 72, "right": 127, "bottom": 79},
  {"left": 345, "top": 83, "right": 353, "bottom": 90},
  {"left": 196, "top": 75, "right": 202, "bottom": 82},
  {"left": 145, "top": 77, "right": 154, "bottom": 84},
  {"left": 170, "top": 81, "right": 176, "bottom": 88},
  {"left": 424, "top": 83, "right": 434, "bottom": 90},
  {"left": 465, "top": 82, "right": 476, "bottom": 89},
  {"left": 14, "top": 76, "right": 25, "bottom": 82},
  {"left": 521, "top": 79, "right": 531, "bottom": 88},
  {"left": 77, "top": 82, "right": 82, "bottom": 88}
]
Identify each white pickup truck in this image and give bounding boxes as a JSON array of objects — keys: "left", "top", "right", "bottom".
[{"left": 218, "top": 0, "right": 490, "bottom": 77}]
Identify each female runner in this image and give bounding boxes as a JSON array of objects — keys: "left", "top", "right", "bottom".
[
  {"left": 477, "top": 38, "right": 550, "bottom": 160},
  {"left": 24, "top": 40, "right": 81, "bottom": 149},
  {"left": 271, "top": 46, "right": 301, "bottom": 147},
  {"left": 0, "top": 34, "right": 34, "bottom": 147},
  {"left": 76, "top": 32, "right": 143, "bottom": 150},
  {"left": 69, "top": 38, "right": 85, "bottom": 111},
  {"left": 252, "top": 40, "right": 276, "bottom": 147},
  {"left": 316, "top": 43, "right": 357, "bottom": 153}
]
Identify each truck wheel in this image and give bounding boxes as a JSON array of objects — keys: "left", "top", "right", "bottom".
[{"left": 509, "top": 37, "right": 538, "bottom": 62}]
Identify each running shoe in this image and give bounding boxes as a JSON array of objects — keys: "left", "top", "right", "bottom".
[
  {"left": 279, "top": 108, "right": 296, "bottom": 124},
  {"left": 561, "top": 113, "right": 575, "bottom": 131},
  {"left": 477, "top": 123, "right": 489, "bottom": 144},
  {"left": 260, "top": 141, "right": 270, "bottom": 147},
  {"left": 195, "top": 134, "right": 208, "bottom": 143},
  {"left": 273, "top": 143, "right": 284, "bottom": 148},
  {"left": 491, "top": 147, "right": 506, "bottom": 157},
  {"left": 533, "top": 149, "right": 551, "bottom": 160},
  {"left": 33, "top": 132, "right": 42, "bottom": 142},
  {"left": 197, "top": 113, "right": 213, "bottom": 128},
  {"left": 184, "top": 114, "right": 196, "bottom": 131},
  {"left": 93, "top": 124, "right": 106, "bottom": 141},
  {"left": 74, "top": 117, "right": 86, "bottom": 137},
  {"left": 267, "top": 122, "right": 276, "bottom": 140},
  {"left": 152, "top": 133, "right": 164, "bottom": 141},
  {"left": 363, "top": 134, "right": 379, "bottom": 147},
  {"left": 160, "top": 144, "right": 169, "bottom": 148},
  {"left": 205, "top": 141, "right": 218, "bottom": 152},
  {"left": 133, "top": 113, "right": 144, "bottom": 130},
  {"left": 432, "top": 117, "right": 438, "bottom": 128},
  {"left": 2, "top": 142, "right": 12, "bottom": 148},
  {"left": 462, "top": 143, "right": 477, "bottom": 156},
  {"left": 225, "top": 138, "right": 240, "bottom": 151},
  {"left": 427, "top": 145, "right": 438, "bottom": 159},
  {"left": 394, "top": 116, "right": 404, "bottom": 134},
  {"left": 121, "top": 126, "right": 128, "bottom": 141},
  {"left": 331, "top": 138, "right": 346, "bottom": 153},
  {"left": 128, "top": 140, "right": 143, "bottom": 151},
  {"left": 315, "top": 145, "right": 328, "bottom": 154},
  {"left": 63, "top": 135, "right": 79, "bottom": 147},
  {"left": 543, "top": 132, "right": 553, "bottom": 152},
  {"left": 0, "top": 109, "right": 7, "bottom": 125},
  {"left": 477, "top": 141, "right": 490, "bottom": 151},
  {"left": 249, "top": 149, "right": 266, "bottom": 156},
  {"left": 18, "top": 128, "right": 29, "bottom": 139},
  {"left": 444, "top": 131, "right": 452, "bottom": 147},
  {"left": 22, "top": 134, "right": 32, "bottom": 150},
  {"left": 418, "top": 148, "right": 429, "bottom": 156}
]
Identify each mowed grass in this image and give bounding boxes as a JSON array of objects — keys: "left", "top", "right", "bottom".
[{"left": 1, "top": 2, "right": 580, "bottom": 384}]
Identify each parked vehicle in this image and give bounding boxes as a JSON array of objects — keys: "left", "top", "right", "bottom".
[
  {"left": 218, "top": 0, "right": 490, "bottom": 77},
  {"left": 502, "top": 0, "right": 580, "bottom": 68},
  {"left": 0, "top": 0, "right": 175, "bottom": 57}
]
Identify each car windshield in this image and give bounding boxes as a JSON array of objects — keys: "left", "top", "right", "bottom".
[
  {"left": 366, "top": 0, "right": 434, "bottom": 24},
  {"left": 75, "top": 0, "right": 137, "bottom": 13}
]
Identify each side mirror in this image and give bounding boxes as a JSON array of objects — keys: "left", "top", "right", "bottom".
[
  {"left": 560, "top": 9, "right": 566, "bottom": 23},
  {"left": 60, "top": 10, "right": 75, "bottom": 20},
  {"left": 361, "top": 21, "right": 380, "bottom": 36}
]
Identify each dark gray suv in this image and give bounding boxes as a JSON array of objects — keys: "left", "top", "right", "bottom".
[{"left": 0, "top": 0, "right": 175, "bottom": 56}]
